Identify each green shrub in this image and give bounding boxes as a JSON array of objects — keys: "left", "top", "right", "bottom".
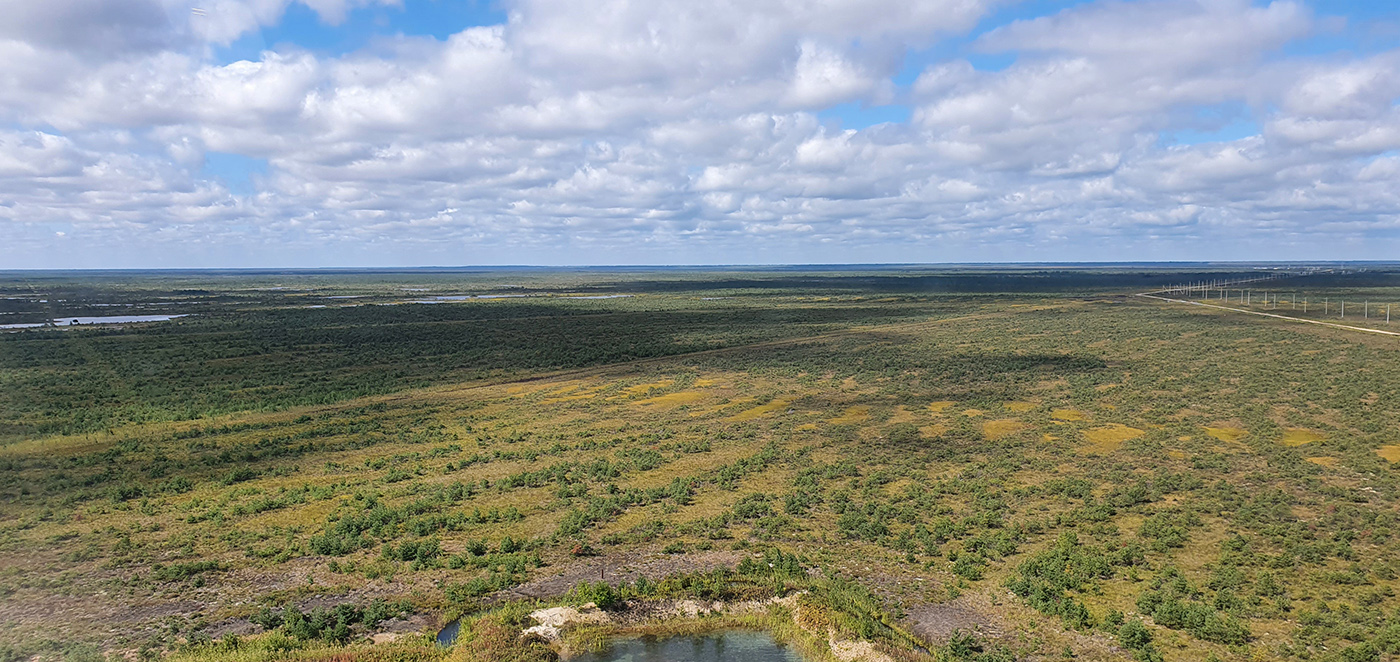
[
  {"left": 1118, "top": 620, "right": 1152, "bottom": 649},
  {"left": 1005, "top": 532, "right": 1116, "bottom": 630},
  {"left": 568, "top": 581, "right": 622, "bottom": 610}
]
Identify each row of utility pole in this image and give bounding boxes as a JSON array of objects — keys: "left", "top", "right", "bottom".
[
  {"left": 1158, "top": 269, "right": 1391, "bottom": 323},
  {"left": 1158, "top": 272, "right": 1288, "bottom": 298},
  {"left": 1216, "top": 291, "right": 1391, "bottom": 323}
]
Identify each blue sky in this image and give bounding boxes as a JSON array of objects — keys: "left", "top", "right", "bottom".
[
  {"left": 1, "top": 0, "right": 1398, "bottom": 267},
  {"left": 216, "top": 0, "right": 508, "bottom": 61}
]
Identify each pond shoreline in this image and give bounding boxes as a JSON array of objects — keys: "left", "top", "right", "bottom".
[
  {"left": 569, "top": 630, "right": 804, "bottom": 662},
  {"left": 439, "top": 592, "right": 904, "bottom": 662}
]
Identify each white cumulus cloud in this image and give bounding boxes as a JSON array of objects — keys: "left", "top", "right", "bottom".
[{"left": 0, "top": 0, "right": 1398, "bottom": 266}]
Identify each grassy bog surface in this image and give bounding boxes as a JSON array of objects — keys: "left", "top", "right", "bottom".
[{"left": 4, "top": 267, "right": 1400, "bottom": 662}]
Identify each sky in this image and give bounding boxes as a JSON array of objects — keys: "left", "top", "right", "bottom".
[{"left": 1, "top": 0, "right": 1398, "bottom": 268}]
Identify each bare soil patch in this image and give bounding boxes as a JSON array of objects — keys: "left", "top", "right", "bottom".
[{"left": 904, "top": 599, "right": 1001, "bottom": 643}]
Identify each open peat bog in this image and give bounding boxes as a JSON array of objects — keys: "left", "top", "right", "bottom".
[{"left": 4, "top": 266, "right": 1400, "bottom": 662}]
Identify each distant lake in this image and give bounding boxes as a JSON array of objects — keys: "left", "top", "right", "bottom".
[
  {"left": 406, "top": 294, "right": 532, "bottom": 303},
  {"left": 570, "top": 631, "right": 804, "bottom": 662},
  {"left": 0, "top": 315, "right": 187, "bottom": 330}
]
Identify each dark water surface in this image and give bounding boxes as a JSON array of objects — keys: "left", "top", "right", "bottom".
[
  {"left": 435, "top": 619, "right": 459, "bottom": 647},
  {"left": 570, "top": 631, "right": 804, "bottom": 662}
]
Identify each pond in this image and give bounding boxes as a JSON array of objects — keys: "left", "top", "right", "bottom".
[
  {"left": 435, "top": 619, "right": 460, "bottom": 647},
  {"left": 0, "top": 314, "right": 188, "bottom": 330},
  {"left": 570, "top": 631, "right": 804, "bottom": 662}
]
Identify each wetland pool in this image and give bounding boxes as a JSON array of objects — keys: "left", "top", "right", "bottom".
[
  {"left": 570, "top": 631, "right": 804, "bottom": 662},
  {"left": 436, "top": 624, "right": 804, "bottom": 661},
  {"left": 0, "top": 314, "right": 187, "bottom": 330}
]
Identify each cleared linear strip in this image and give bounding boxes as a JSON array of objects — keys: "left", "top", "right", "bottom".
[{"left": 1138, "top": 293, "right": 1400, "bottom": 338}]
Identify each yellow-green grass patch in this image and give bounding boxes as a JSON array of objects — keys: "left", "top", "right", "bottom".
[
  {"left": 727, "top": 398, "right": 791, "bottom": 422},
  {"left": 983, "top": 419, "right": 1027, "bottom": 440},
  {"left": 828, "top": 406, "right": 871, "bottom": 425},
  {"left": 887, "top": 405, "right": 917, "bottom": 425},
  {"left": 633, "top": 391, "right": 706, "bottom": 408},
  {"left": 543, "top": 384, "right": 609, "bottom": 403},
  {"left": 1205, "top": 426, "right": 1248, "bottom": 443},
  {"left": 1051, "top": 409, "right": 1086, "bottom": 421},
  {"left": 1376, "top": 445, "right": 1400, "bottom": 463},
  {"left": 618, "top": 379, "right": 676, "bottom": 397},
  {"left": 920, "top": 424, "right": 949, "bottom": 437},
  {"left": 1004, "top": 401, "right": 1036, "bottom": 412},
  {"left": 688, "top": 397, "right": 755, "bottom": 418},
  {"left": 1082, "top": 424, "right": 1143, "bottom": 454},
  {"left": 1281, "top": 429, "right": 1325, "bottom": 446}
]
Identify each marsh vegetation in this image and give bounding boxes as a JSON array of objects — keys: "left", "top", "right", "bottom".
[{"left": 4, "top": 266, "right": 1400, "bottom": 662}]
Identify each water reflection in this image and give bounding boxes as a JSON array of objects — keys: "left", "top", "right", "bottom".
[
  {"left": 571, "top": 631, "right": 803, "bottom": 662},
  {"left": 0, "top": 314, "right": 187, "bottom": 330}
]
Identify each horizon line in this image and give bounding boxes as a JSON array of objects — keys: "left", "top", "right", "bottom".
[{"left": 3, "top": 260, "right": 1400, "bottom": 273}]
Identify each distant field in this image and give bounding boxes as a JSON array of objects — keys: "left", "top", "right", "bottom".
[{"left": 3, "top": 266, "right": 1400, "bottom": 662}]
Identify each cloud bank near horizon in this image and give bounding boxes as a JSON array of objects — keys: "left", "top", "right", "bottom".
[{"left": 1, "top": 0, "right": 1398, "bottom": 267}]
